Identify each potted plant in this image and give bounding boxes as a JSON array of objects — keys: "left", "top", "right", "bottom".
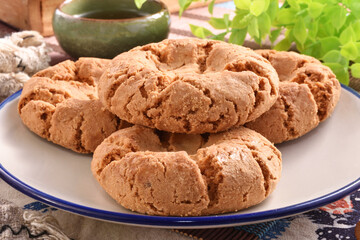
[{"left": 176, "top": 0, "right": 360, "bottom": 86}]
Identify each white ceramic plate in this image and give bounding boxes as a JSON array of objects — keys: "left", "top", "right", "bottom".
[{"left": 0, "top": 86, "right": 359, "bottom": 229}]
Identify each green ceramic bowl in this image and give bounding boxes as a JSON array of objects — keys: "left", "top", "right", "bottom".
[{"left": 53, "top": 0, "right": 170, "bottom": 59}]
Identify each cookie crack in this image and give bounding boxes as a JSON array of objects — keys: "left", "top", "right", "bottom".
[
  {"left": 182, "top": 81, "right": 243, "bottom": 131},
  {"left": 196, "top": 154, "right": 224, "bottom": 208},
  {"left": 202, "top": 88, "right": 215, "bottom": 108},
  {"left": 279, "top": 95, "right": 297, "bottom": 138},
  {"left": 96, "top": 143, "right": 138, "bottom": 177},
  {"left": 144, "top": 94, "right": 170, "bottom": 121},
  {"left": 224, "top": 97, "right": 244, "bottom": 127},
  {"left": 173, "top": 188, "right": 206, "bottom": 206},
  {"left": 75, "top": 113, "right": 86, "bottom": 152},
  {"left": 291, "top": 71, "right": 333, "bottom": 121},
  {"left": 224, "top": 59, "right": 267, "bottom": 78},
  {"left": 239, "top": 136, "right": 280, "bottom": 197},
  {"left": 139, "top": 82, "right": 148, "bottom": 99},
  {"left": 18, "top": 88, "right": 71, "bottom": 113},
  {"left": 225, "top": 58, "right": 278, "bottom": 97},
  {"left": 197, "top": 42, "right": 214, "bottom": 73},
  {"left": 182, "top": 81, "right": 221, "bottom": 120},
  {"left": 108, "top": 69, "right": 140, "bottom": 107},
  {"left": 146, "top": 187, "right": 164, "bottom": 213},
  {"left": 155, "top": 75, "right": 168, "bottom": 92},
  {"left": 142, "top": 45, "right": 162, "bottom": 61},
  {"left": 224, "top": 60, "right": 275, "bottom": 120},
  {"left": 241, "top": 143, "right": 270, "bottom": 197},
  {"left": 182, "top": 81, "right": 224, "bottom": 131},
  {"left": 124, "top": 92, "right": 136, "bottom": 119}
]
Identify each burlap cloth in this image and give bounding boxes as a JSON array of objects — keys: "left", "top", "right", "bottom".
[{"left": 0, "top": 4, "right": 359, "bottom": 240}]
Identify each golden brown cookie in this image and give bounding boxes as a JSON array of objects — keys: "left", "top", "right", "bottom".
[
  {"left": 91, "top": 125, "right": 282, "bottom": 216},
  {"left": 246, "top": 50, "right": 341, "bottom": 144},
  {"left": 18, "top": 58, "right": 130, "bottom": 153},
  {"left": 98, "top": 38, "right": 280, "bottom": 134}
]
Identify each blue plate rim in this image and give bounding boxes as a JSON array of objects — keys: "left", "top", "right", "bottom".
[{"left": 0, "top": 86, "right": 359, "bottom": 228}]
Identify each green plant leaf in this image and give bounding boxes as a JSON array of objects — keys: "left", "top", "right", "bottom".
[
  {"left": 270, "top": 28, "right": 282, "bottom": 43},
  {"left": 321, "top": 50, "right": 349, "bottom": 66},
  {"left": 351, "top": 63, "right": 360, "bottom": 78},
  {"left": 308, "top": 20, "right": 319, "bottom": 40},
  {"left": 248, "top": 18, "right": 259, "bottom": 39},
  {"left": 355, "top": 42, "right": 360, "bottom": 57},
  {"left": 267, "top": 0, "right": 279, "bottom": 21},
  {"left": 134, "top": 0, "right": 147, "bottom": 9},
  {"left": 211, "top": 32, "right": 228, "bottom": 41},
  {"left": 178, "top": 0, "right": 192, "bottom": 16},
  {"left": 349, "top": 1, "right": 360, "bottom": 19},
  {"left": 235, "top": 8, "right": 249, "bottom": 16},
  {"left": 254, "top": 36, "right": 262, "bottom": 45},
  {"left": 263, "top": 0, "right": 271, "bottom": 12},
  {"left": 293, "top": 18, "right": 308, "bottom": 46},
  {"left": 308, "top": 2, "right": 325, "bottom": 19},
  {"left": 190, "top": 24, "right": 213, "bottom": 39},
  {"left": 258, "top": 13, "right": 272, "bottom": 38},
  {"left": 208, "top": 0, "right": 215, "bottom": 15},
  {"left": 231, "top": 13, "right": 254, "bottom": 29},
  {"left": 250, "top": 0, "right": 266, "bottom": 16},
  {"left": 340, "top": 41, "right": 359, "bottom": 61},
  {"left": 319, "top": 37, "right": 341, "bottom": 56},
  {"left": 330, "top": 5, "right": 348, "bottom": 31},
  {"left": 209, "top": 17, "right": 227, "bottom": 29},
  {"left": 287, "top": 0, "right": 300, "bottom": 10},
  {"left": 317, "top": 20, "right": 336, "bottom": 38},
  {"left": 299, "top": 0, "right": 311, "bottom": 4},
  {"left": 229, "top": 28, "right": 248, "bottom": 45},
  {"left": 339, "top": 26, "right": 356, "bottom": 45},
  {"left": 234, "top": 0, "right": 251, "bottom": 10},
  {"left": 324, "top": 63, "right": 349, "bottom": 85},
  {"left": 274, "top": 9, "right": 296, "bottom": 25},
  {"left": 303, "top": 41, "right": 322, "bottom": 59},
  {"left": 316, "top": 0, "right": 337, "bottom": 4},
  {"left": 224, "top": 14, "right": 230, "bottom": 29},
  {"left": 352, "top": 20, "right": 360, "bottom": 40},
  {"left": 274, "top": 37, "right": 292, "bottom": 51}
]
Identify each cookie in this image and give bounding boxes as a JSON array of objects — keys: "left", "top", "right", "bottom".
[
  {"left": 98, "top": 38, "right": 280, "bottom": 134},
  {"left": 91, "top": 125, "right": 282, "bottom": 216},
  {"left": 246, "top": 50, "right": 341, "bottom": 143},
  {"left": 18, "top": 58, "right": 130, "bottom": 153}
]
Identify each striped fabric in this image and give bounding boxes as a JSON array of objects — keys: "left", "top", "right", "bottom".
[{"left": 175, "top": 227, "right": 258, "bottom": 240}]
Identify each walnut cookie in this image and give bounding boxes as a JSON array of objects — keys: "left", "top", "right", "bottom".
[
  {"left": 18, "top": 58, "right": 130, "bottom": 153},
  {"left": 98, "top": 38, "right": 280, "bottom": 134},
  {"left": 246, "top": 50, "right": 341, "bottom": 144},
  {"left": 91, "top": 125, "right": 282, "bottom": 216}
]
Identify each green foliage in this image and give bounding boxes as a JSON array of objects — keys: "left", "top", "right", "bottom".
[
  {"left": 350, "top": 63, "right": 360, "bottom": 78},
  {"left": 178, "top": 0, "right": 360, "bottom": 85},
  {"left": 134, "top": 0, "right": 147, "bottom": 9}
]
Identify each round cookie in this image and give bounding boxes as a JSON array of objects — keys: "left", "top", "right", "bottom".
[
  {"left": 91, "top": 125, "right": 282, "bottom": 216},
  {"left": 246, "top": 50, "right": 341, "bottom": 144},
  {"left": 18, "top": 58, "right": 130, "bottom": 153},
  {"left": 98, "top": 38, "right": 280, "bottom": 134}
]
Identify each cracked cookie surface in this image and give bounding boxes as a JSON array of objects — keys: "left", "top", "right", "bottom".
[
  {"left": 91, "top": 125, "right": 282, "bottom": 216},
  {"left": 246, "top": 50, "right": 341, "bottom": 144},
  {"left": 98, "top": 38, "right": 280, "bottom": 134},
  {"left": 18, "top": 58, "right": 129, "bottom": 153}
]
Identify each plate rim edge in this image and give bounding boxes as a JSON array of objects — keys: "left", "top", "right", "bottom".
[{"left": 0, "top": 86, "right": 359, "bottom": 228}]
